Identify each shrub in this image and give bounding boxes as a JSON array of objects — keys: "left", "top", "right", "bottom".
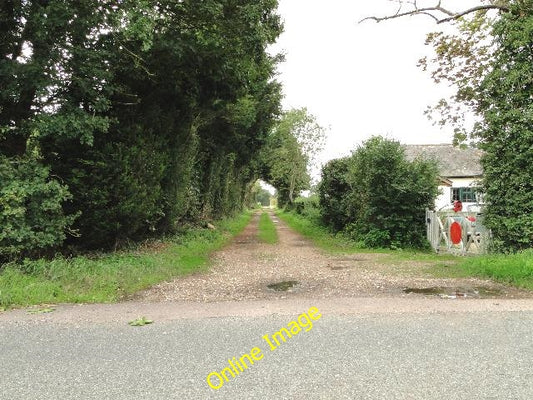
[
  {"left": 318, "top": 136, "right": 439, "bottom": 249},
  {"left": 0, "top": 156, "right": 76, "bottom": 261},
  {"left": 293, "top": 195, "right": 320, "bottom": 221},
  {"left": 318, "top": 157, "right": 351, "bottom": 231}
]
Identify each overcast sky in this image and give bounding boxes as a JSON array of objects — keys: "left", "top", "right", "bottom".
[{"left": 269, "top": 0, "right": 476, "bottom": 166}]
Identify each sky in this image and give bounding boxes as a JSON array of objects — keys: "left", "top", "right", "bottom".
[{"left": 268, "top": 0, "right": 474, "bottom": 166}]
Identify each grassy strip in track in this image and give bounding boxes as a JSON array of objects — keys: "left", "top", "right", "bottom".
[{"left": 258, "top": 211, "right": 278, "bottom": 244}]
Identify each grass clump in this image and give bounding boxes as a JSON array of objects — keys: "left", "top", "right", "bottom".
[
  {"left": 0, "top": 211, "right": 252, "bottom": 309},
  {"left": 129, "top": 316, "right": 154, "bottom": 326},
  {"left": 456, "top": 251, "right": 533, "bottom": 290},
  {"left": 258, "top": 212, "right": 278, "bottom": 244}
]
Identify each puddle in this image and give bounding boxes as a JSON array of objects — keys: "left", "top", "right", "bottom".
[
  {"left": 475, "top": 287, "right": 503, "bottom": 297},
  {"left": 267, "top": 281, "right": 299, "bottom": 291},
  {"left": 403, "top": 287, "right": 446, "bottom": 295},
  {"left": 403, "top": 286, "right": 504, "bottom": 299}
]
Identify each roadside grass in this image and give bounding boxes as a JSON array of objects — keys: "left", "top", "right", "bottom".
[
  {"left": 258, "top": 211, "right": 278, "bottom": 244},
  {"left": 0, "top": 211, "right": 252, "bottom": 309},
  {"left": 429, "top": 251, "right": 533, "bottom": 290}
]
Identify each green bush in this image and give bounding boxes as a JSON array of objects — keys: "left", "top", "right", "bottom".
[
  {"left": 46, "top": 131, "right": 169, "bottom": 250},
  {"left": 0, "top": 156, "right": 76, "bottom": 261},
  {"left": 318, "top": 157, "right": 351, "bottom": 231},
  {"left": 318, "top": 136, "right": 439, "bottom": 249},
  {"left": 293, "top": 195, "right": 320, "bottom": 221}
]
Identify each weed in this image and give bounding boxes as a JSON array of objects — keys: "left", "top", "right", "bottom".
[{"left": 129, "top": 316, "right": 154, "bottom": 326}]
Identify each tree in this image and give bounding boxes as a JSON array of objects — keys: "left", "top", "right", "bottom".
[
  {"left": 248, "top": 181, "right": 272, "bottom": 207},
  {"left": 360, "top": 1, "right": 510, "bottom": 24},
  {"left": 474, "top": 2, "right": 533, "bottom": 251},
  {"left": 263, "top": 108, "right": 326, "bottom": 207},
  {"left": 0, "top": 0, "right": 284, "bottom": 256}
]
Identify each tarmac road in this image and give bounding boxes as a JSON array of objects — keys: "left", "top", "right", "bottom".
[{"left": 1, "top": 300, "right": 532, "bottom": 400}]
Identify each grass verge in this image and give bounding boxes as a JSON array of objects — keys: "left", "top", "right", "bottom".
[
  {"left": 258, "top": 211, "right": 278, "bottom": 244},
  {"left": 0, "top": 211, "right": 252, "bottom": 309},
  {"left": 276, "top": 210, "right": 427, "bottom": 256},
  {"left": 436, "top": 251, "right": 533, "bottom": 290}
]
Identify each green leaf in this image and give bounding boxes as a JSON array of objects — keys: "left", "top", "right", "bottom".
[{"left": 128, "top": 316, "right": 154, "bottom": 326}]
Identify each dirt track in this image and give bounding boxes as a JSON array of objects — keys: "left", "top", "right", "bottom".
[{"left": 135, "top": 210, "right": 530, "bottom": 303}]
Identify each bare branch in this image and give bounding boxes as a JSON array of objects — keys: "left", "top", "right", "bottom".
[
  {"left": 359, "top": 2, "right": 510, "bottom": 24},
  {"left": 359, "top": 7, "right": 440, "bottom": 23},
  {"left": 418, "top": 12, "right": 440, "bottom": 23},
  {"left": 436, "top": 5, "right": 510, "bottom": 24}
]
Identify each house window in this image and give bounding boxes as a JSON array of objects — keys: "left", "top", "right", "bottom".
[{"left": 451, "top": 187, "right": 477, "bottom": 203}]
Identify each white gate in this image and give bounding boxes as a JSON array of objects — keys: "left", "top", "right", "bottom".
[{"left": 426, "top": 209, "right": 491, "bottom": 255}]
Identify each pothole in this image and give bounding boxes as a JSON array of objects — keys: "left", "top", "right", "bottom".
[
  {"left": 267, "top": 281, "right": 299, "bottom": 291},
  {"left": 475, "top": 287, "right": 504, "bottom": 297},
  {"left": 403, "top": 287, "right": 445, "bottom": 295},
  {"left": 403, "top": 286, "right": 504, "bottom": 299}
]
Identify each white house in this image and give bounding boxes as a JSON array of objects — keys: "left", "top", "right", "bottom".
[{"left": 404, "top": 144, "right": 484, "bottom": 211}]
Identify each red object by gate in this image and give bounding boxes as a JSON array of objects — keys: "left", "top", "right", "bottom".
[{"left": 450, "top": 222, "right": 462, "bottom": 244}]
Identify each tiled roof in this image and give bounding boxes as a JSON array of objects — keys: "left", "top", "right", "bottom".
[{"left": 404, "top": 144, "right": 483, "bottom": 177}]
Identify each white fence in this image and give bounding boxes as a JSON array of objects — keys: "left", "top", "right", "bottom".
[{"left": 426, "top": 209, "right": 491, "bottom": 255}]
